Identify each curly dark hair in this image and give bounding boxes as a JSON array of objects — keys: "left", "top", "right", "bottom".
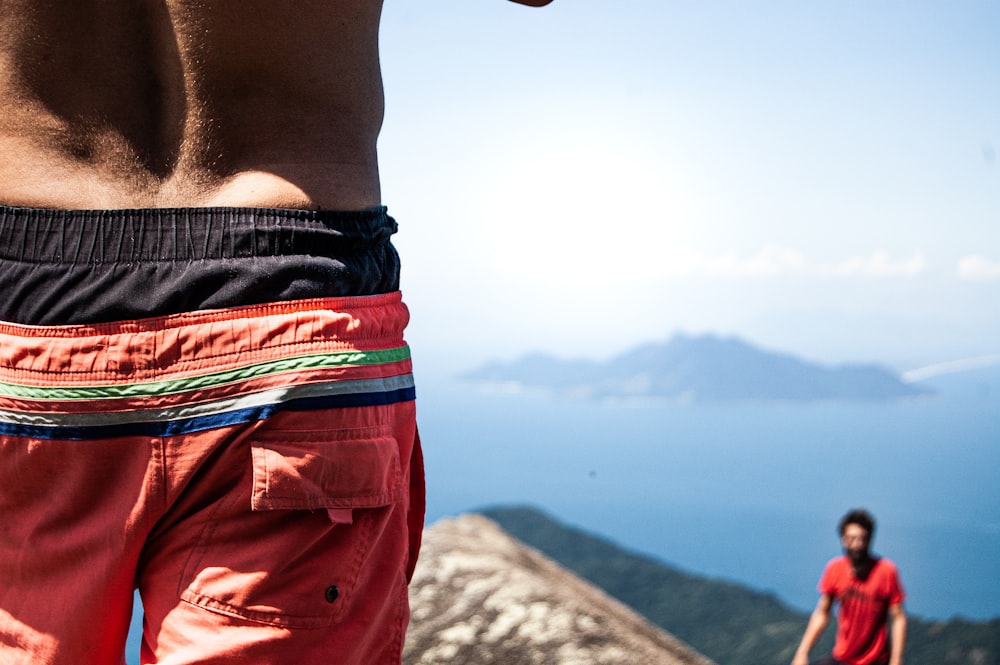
[{"left": 839, "top": 508, "right": 875, "bottom": 537}]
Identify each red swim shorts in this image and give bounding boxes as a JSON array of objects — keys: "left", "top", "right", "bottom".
[{"left": 0, "top": 292, "right": 424, "bottom": 665}]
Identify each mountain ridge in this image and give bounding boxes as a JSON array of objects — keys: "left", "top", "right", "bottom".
[
  {"left": 403, "top": 513, "right": 716, "bottom": 665},
  {"left": 461, "top": 333, "right": 930, "bottom": 402}
]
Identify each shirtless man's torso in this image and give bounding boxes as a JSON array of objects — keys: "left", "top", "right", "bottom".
[
  {"left": 0, "top": 0, "right": 385, "bottom": 211},
  {"left": 0, "top": 2, "right": 551, "bottom": 663}
]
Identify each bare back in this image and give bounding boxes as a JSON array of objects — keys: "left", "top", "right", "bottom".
[{"left": 0, "top": 0, "right": 385, "bottom": 210}]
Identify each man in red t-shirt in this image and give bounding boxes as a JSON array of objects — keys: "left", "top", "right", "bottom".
[{"left": 792, "top": 509, "right": 908, "bottom": 665}]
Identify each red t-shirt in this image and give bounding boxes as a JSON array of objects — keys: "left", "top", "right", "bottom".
[{"left": 818, "top": 556, "right": 905, "bottom": 665}]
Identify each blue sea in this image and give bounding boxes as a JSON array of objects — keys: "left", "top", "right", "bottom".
[
  {"left": 125, "top": 364, "right": 999, "bottom": 662},
  {"left": 416, "top": 367, "right": 999, "bottom": 621}
]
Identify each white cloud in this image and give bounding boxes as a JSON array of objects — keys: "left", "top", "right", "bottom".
[
  {"left": 483, "top": 194, "right": 929, "bottom": 287},
  {"left": 957, "top": 254, "right": 1000, "bottom": 281},
  {"left": 902, "top": 354, "right": 1000, "bottom": 383},
  {"left": 681, "top": 246, "right": 925, "bottom": 279},
  {"left": 826, "top": 250, "right": 926, "bottom": 278},
  {"left": 700, "top": 245, "right": 808, "bottom": 278}
]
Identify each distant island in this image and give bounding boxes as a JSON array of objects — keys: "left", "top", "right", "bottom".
[{"left": 460, "top": 333, "right": 931, "bottom": 403}]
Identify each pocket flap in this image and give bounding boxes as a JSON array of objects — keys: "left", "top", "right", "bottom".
[{"left": 251, "top": 426, "right": 403, "bottom": 512}]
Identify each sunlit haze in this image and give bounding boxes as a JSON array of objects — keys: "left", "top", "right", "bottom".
[{"left": 380, "top": 0, "right": 998, "bottom": 377}]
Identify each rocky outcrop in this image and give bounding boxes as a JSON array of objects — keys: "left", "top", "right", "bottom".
[{"left": 404, "top": 514, "right": 716, "bottom": 665}]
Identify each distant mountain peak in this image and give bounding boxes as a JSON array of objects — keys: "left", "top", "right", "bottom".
[{"left": 461, "top": 333, "right": 930, "bottom": 403}]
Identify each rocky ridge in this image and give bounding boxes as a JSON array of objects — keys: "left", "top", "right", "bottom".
[{"left": 403, "top": 514, "right": 716, "bottom": 665}]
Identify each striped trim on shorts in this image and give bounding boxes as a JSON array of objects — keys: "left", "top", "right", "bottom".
[{"left": 0, "top": 293, "right": 415, "bottom": 440}]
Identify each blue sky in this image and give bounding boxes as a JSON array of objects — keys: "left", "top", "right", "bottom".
[{"left": 378, "top": 1, "right": 999, "bottom": 376}]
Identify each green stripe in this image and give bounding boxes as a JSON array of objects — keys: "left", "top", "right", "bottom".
[{"left": 0, "top": 346, "right": 410, "bottom": 401}]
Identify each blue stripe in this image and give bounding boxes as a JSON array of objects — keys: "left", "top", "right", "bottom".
[{"left": 0, "top": 387, "right": 416, "bottom": 441}]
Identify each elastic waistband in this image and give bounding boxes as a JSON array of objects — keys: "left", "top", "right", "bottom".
[
  {"left": 0, "top": 205, "right": 397, "bottom": 264},
  {"left": 0, "top": 292, "right": 409, "bottom": 383}
]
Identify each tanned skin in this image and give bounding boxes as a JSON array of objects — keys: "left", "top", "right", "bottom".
[{"left": 0, "top": 0, "right": 550, "bottom": 212}]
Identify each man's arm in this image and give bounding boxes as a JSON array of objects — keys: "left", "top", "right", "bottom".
[
  {"left": 888, "top": 602, "right": 907, "bottom": 665},
  {"left": 791, "top": 594, "right": 833, "bottom": 665}
]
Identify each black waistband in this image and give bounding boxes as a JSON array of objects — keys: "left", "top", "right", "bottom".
[
  {"left": 0, "top": 205, "right": 397, "bottom": 263},
  {"left": 0, "top": 205, "right": 401, "bottom": 325}
]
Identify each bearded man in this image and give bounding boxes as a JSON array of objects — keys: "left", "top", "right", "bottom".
[{"left": 792, "top": 509, "right": 908, "bottom": 665}]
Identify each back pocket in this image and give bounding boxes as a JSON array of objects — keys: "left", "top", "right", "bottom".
[
  {"left": 250, "top": 425, "right": 403, "bottom": 513},
  {"left": 179, "top": 422, "right": 404, "bottom": 628}
]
